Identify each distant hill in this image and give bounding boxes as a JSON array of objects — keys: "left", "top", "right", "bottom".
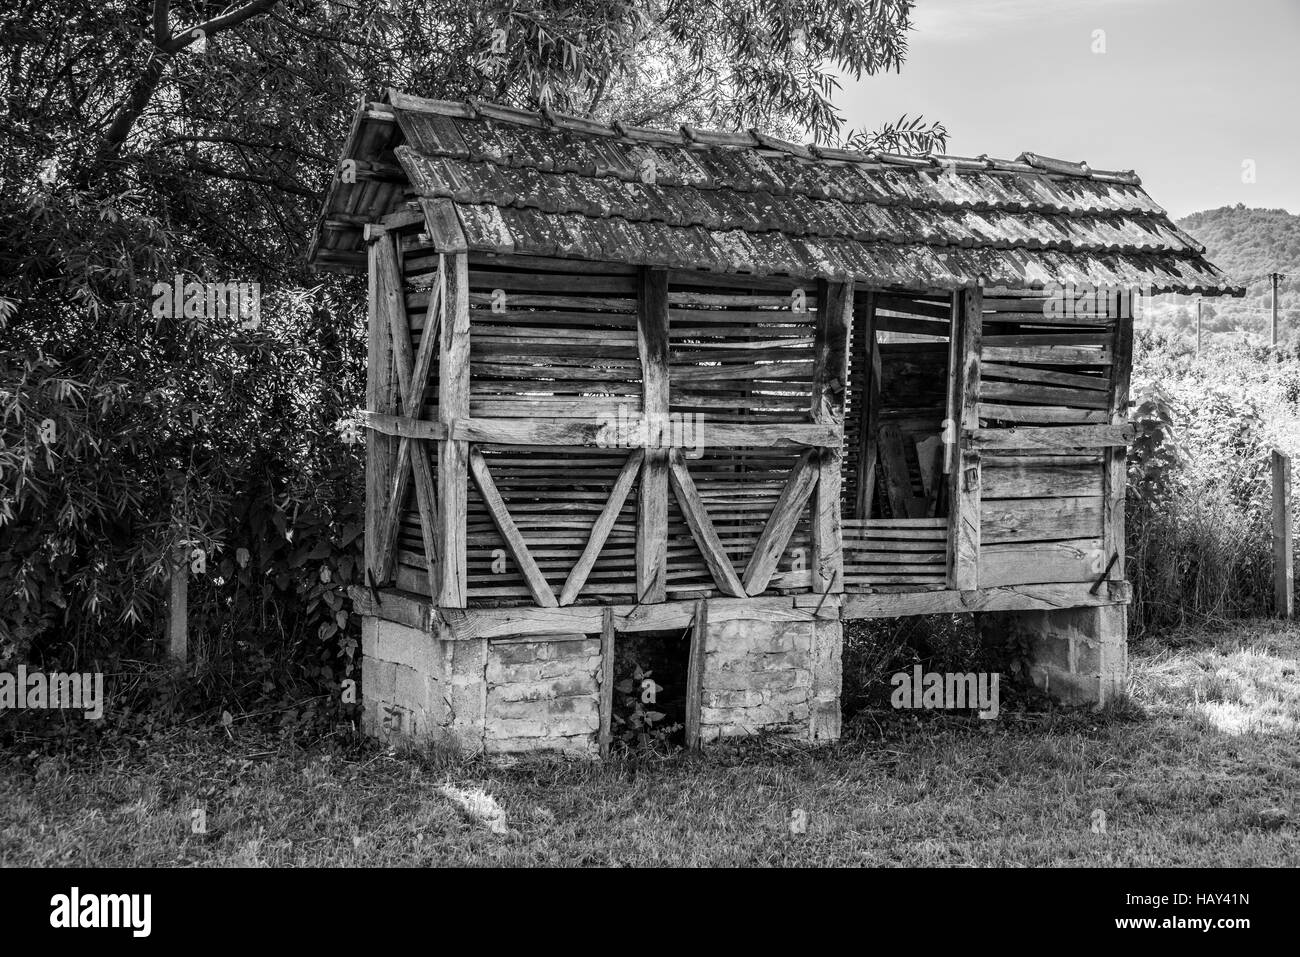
[{"left": 1147, "top": 205, "right": 1299, "bottom": 348}]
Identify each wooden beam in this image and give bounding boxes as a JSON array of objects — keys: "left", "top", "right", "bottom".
[
  {"left": 950, "top": 287, "right": 982, "bottom": 591},
  {"left": 685, "top": 599, "right": 706, "bottom": 750},
  {"left": 1103, "top": 291, "right": 1134, "bottom": 582},
  {"left": 417, "top": 197, "right": 468, "bottom": 253},
  {"left": 811, "top": 279, "right": 852, "bottom": 593},
  {"left": 425, "top": 594, "right": 805, "bottom": 640},
  {"left": 351, "top": 580, "right": 1133, "bottom": 646},
  {"left": 468, "top": 446, "right": 557, "bottom": 607},
  {"left": 966, "top": 424, "right": 1135, "bottom": 450},
  {"left": 667, "top": 449, "right": 746, "bottom": 598},
  {"left": 436, "top": 252, "right": 470, "bottom": 607},
  {"left": 364, "top": 238, "right": 399, "bottom": 585},
  {"left": 362, "top": 414, "right": 838, "bottom": 448},
  {"left": 636, "top": 267, "right": 670, "bottom": 604},
  {"left": 840, "top": 580, "right": 1131, "bottom": 619},
  {"left": 599, "top": 607, "right": 616, "bottom": 758},
  {"left": 560, "top": 449, "right": 644, "bottom": 605},
  {"left": 743, "top": 449, "right": 820, "bottom": 595}
]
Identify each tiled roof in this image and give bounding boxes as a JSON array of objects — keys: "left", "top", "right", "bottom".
[{"left": 308, "top": 90, "right": 1242, "bottom": 295}]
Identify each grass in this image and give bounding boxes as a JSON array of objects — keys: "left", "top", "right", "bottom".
[{"left": 2, "top": 620, "right": 1298, "bottom": 867}]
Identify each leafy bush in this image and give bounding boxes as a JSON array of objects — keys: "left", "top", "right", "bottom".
[{"left": 1126, "top": 338, "right": 1299, "bottom": 634}]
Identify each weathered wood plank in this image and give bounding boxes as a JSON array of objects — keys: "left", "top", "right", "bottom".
[
  {"left": 979, "top": 538, "right": 1103, "bottom": 587},
  {"left": 950, "top": 287, "right": 981, "bottom": 590},
  {"left": 365, "top": 239, "right": 399, "bottom": 585},
  {"left": 967, "top": 424, "right": 1134, "bottom": 450},
  {"left": 981, "top": 495, "right": 1103, "bottom": 543},
  {"left": 840, "top": 580, "right": 1131, "bottom": 618},
  {"left": 436, "top": 252, "right": 470, "bottom": 607},
  {"left": 637, "top": 267, "right": 670, "bottom": 604},
  {"left": 685, "top": 599, "right": 705, "bottom": 750},
  {"left": 599, "top": 607, "right": 615, "bottom": 758},
  {"left": 1103, "top": 297, "right": 1135, "bottom": 581},
  {"left": 982, "top": 457, "right": 1104, "bottom": 498},
  {"left": 812, "top": 279, "right": 852, "bottom": 593}
]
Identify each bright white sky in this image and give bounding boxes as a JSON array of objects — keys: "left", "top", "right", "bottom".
[{"left": 837, "top": 0, "right": 1300, "bottom": 217}]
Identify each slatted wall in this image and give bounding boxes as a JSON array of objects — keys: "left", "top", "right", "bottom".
[
  {"left": 666, "top": 271, "right": 815, "bottom": 595},
  {"left": 977, "top": 288, "right": 1120, "bottom": 587},
  {"left": 469, "top": 259, "right": 643, "bottom": 601}
]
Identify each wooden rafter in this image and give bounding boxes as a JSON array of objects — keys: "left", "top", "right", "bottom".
[{"left": 468, "top": 445, "right": 558, "bottom": 607}]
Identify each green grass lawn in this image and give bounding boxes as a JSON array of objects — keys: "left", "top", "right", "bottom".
[{"left": 2, "top": 620, "right": 1297, "bottom": 867}]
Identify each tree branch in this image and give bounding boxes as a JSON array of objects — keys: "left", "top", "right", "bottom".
[{"left": 85, "top": 0, "right": 282, "bottom": 182}]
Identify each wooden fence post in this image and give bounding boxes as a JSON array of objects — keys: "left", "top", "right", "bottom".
[
  {"left": 1272, "top": 449, "right": 1293, "bottom": 619},
  {"left": 166, "top": 546, "right": 188, "bottom": 664}
]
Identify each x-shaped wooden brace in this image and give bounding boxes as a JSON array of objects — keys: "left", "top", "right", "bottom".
[{"left": 374, "top": 240, "right": 442, "bottom": 592}]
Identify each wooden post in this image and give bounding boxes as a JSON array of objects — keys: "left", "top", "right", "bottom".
[
  {"left": 811, "top": 279, "right": 852, "bottom": 593},
  {"left": 599, "top": 607, "right": 615, "bottom": 758},
  {"left": 1103, "top": 289, "right": 1135, "bottom": 582},
  {"left": 435, "top": 251, "right": 470, "bottom": 607},
  {"left": 684, "top": 599, "right": 707, "bottom": 750},
  {"left": 1273, "top": 449, "right": 1293, "bottom": 619},
  {"left": 166, "top": 547, "right": 188, "bottom": 664},
  {"left": 854, "top": 293, "right": 879, "bottom": 519},
  {"left": 1271, "top": 272, "right": 1280, "bottom": 347},
  {"left": 949, "top": 287, "right": 981, "bottom": 590},
  {"left": 1195, "top": 298, "right": 1202, "bottom": 355},
  {"left": 636, "top": 267, "right": 670, "bottom": 604},
  {"left": 364, "top": 239, "right": 398, "bottom": 585}
]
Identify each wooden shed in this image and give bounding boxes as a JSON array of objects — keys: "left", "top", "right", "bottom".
[{"left": 309, "top": 90, "right": 1241, "bottom": 754}]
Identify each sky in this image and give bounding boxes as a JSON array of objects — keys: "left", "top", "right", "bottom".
[{"left": 838, "top": 0, "right": 1300, "bottom": 218}]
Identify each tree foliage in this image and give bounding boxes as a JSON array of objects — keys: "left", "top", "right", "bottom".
[{"left": 0, "top": 0, "right": 938, "bottom": 679}]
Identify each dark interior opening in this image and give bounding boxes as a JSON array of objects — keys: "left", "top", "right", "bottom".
[
  {"left": 844, "top": 290, "right": 955, "bottom": 521},
  {"left": 611, "top": 627, "right": 692, "bottom": 751}
]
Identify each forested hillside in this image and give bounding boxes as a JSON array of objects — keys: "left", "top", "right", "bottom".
[{"left": 1147, "top": 205, "right": 1299, "bottom": 346}]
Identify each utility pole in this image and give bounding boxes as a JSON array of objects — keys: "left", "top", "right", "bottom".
[{"left": 1269, "top": 272, "right": 1285, "bottom": 346}]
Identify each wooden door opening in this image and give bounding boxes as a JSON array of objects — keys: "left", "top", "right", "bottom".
[{"left": 842, "top": 291, "right": 956, "bottom": 590}]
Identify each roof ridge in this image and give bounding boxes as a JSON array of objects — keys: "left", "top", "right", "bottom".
[{"left": 385, "top": 89, "right": 1140, "bottom": 185}]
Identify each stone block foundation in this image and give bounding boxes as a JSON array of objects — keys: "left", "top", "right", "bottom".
[
  {"left": 981, "top": 603, "right": 1128, "bottom": 707},
  {"left": 359, "top": 599, "right": 843, "bottom": 754}
]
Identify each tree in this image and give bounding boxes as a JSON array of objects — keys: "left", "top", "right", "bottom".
[{"left": 0, "top": 0, "right": 941, "bottom": 668}]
